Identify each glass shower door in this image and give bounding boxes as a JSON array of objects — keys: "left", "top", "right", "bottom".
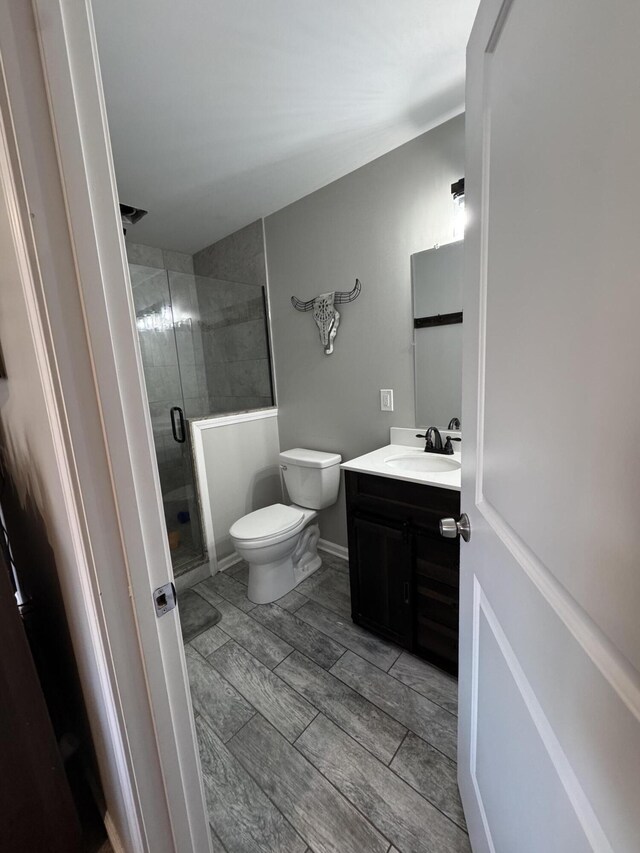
[{"left": 130, "top": 263, "right": 205, "bottom": 576}]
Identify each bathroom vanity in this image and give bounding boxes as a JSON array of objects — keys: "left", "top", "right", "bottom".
[{"left": 342, "top": 438, "right": 461, "bottom": 675}]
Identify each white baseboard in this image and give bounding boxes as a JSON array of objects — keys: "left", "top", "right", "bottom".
[
  {"left": 213, "top": 541, "right": 345, "bottom": 580},
  {"left": 318, "top": 538, "right": 349, "bottom": 561},
  {"left": 104, "top": 811, "right": 126, "bottom": 853},
  {"left": 217, "top": 552, "right": 242, "bottom": 572},
  {"left": 216, "top": 542, "right": 347, "bottom": 573}
]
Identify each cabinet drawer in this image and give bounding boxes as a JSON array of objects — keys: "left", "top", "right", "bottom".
[{"left": 346, "top": 471, "right": 459, "bottom": 537}]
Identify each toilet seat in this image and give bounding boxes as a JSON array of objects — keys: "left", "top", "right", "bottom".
[{"left": 230, "top": 503, "right": 305, "bottom": 544}]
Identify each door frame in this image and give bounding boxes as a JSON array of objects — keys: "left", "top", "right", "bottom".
[{"left": 0, "top": 1, "right": 211, "bottom": 850}]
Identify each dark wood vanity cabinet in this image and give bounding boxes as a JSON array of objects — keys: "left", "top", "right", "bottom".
[{"left": 345, "top": 470, "right": 460, "bottom": 675}]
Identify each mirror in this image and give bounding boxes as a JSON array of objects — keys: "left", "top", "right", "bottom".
[{"left": 411, "top": 240, "right": 463, "bottom": 430}]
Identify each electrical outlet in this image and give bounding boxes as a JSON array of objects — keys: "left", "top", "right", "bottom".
[{"left": 380, "top": 389, "right": 394, "bottom": 412}]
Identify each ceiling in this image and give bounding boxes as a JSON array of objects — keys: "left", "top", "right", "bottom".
[{"left": 93, "top": 0, "right": 479, "bottom": 255}]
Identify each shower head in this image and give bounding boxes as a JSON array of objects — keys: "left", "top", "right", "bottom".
[{"left": 119, "top": 203, "right": 148, "bottom": 235}]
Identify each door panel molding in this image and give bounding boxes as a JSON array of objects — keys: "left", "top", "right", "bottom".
[
  {"left": 471, "top": 13, "right": 497, "bottom": 511},
  {"left": 477, "top": 498, "right": 640, "bottom": 721},
  {"left": 473, "top": 0, "right": 640, "bottom": 727},
  {"left": 476, "top": 0, "right": 640, "bottom": 664},
  {"left": 471, "top": 577, "right": 612, "bottom": 852},
  {"left": 469, "top": 578, "right": 496, "bottom": 853}
]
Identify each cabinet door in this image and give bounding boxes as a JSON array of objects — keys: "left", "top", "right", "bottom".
[{"left": 349, "top": 515, "right": 412, "bottom": 648}]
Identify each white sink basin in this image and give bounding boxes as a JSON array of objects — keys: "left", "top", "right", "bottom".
[{"left": 384, "top": 453, "right": 461, "bottom": 474}]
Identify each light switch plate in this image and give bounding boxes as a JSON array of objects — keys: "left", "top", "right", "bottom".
[{"left": 380, "top": 389, "right": 394, "bottom": 412}]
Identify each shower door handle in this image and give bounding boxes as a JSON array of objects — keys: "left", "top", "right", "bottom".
[{"left": 170, "top": 406, "right": 186, "bottom": 443}]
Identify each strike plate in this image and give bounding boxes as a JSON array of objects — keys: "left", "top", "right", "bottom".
[{"left": 153, "top": 582, "right": 177, "bottom": 617}]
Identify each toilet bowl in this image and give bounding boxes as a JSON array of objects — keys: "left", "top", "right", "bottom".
[{"left": 229, "top": 448, "right": 341, "bottom": 604}]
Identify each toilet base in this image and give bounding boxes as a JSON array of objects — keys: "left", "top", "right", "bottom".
[
  {"left": 294, "top": 551, "right": 321, "bottom": 581},
  {"left": 246, "top": 524, "right": 322, "bottom": 604}
]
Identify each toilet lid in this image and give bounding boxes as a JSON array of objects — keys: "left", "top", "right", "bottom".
[{"left": 230, "top": 503, "right": 305, "bottom": 542}]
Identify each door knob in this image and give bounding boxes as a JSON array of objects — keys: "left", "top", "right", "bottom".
[{"left": 439, "top": 513, "right": 471, "bottom": 542}]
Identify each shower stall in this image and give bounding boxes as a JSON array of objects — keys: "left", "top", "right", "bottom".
[{"left": 129, "top": 261, "right": 274, "bottom": 576}]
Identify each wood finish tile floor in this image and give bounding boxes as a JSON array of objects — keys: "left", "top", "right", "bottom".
[{"left": 180, "top": 550, "right": 470, "bottom": 853}]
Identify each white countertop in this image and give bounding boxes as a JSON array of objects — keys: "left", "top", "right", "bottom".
[{"left": 341, "top": 444, "right": 461, "bottom": 491}]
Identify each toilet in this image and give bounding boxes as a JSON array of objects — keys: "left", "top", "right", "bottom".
[{"left": 229, "top": 448, "right": 342, "bottom": 604}]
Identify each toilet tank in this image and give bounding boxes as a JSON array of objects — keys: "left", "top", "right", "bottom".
[{"left": 279, "top": 448, "right": 342, "bottom": 510}]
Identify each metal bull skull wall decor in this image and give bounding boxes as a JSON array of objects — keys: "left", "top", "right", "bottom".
[{"left": 291, "top": 279, "right": 361, "bottom": 354}]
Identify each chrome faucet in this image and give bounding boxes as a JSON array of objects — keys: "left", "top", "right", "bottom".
[{"left": 416, "top": 426, "right": 455, "bottom": 454}]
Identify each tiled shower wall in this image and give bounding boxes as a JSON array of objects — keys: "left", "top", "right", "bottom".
[
  {"left": 193, "top": 220, "right": 273, "bottom": 414},
  {"left": 196, "top": 280, "right": 272, "bottom": 414},
  {"left": 127, "top": 232, "right": 273, "bottom": 420}
]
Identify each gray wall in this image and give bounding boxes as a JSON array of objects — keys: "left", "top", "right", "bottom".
[{"left": 264, "top": 114, "right": 465, "bottom": 547}]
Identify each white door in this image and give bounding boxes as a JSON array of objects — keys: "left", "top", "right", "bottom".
[{"left": 458, "top": 1, "right": 640, "bottom": 851}]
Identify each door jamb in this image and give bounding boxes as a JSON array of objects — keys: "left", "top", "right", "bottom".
[{"left": 0, "top": 1, "right": 212, "bottom": 850}]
